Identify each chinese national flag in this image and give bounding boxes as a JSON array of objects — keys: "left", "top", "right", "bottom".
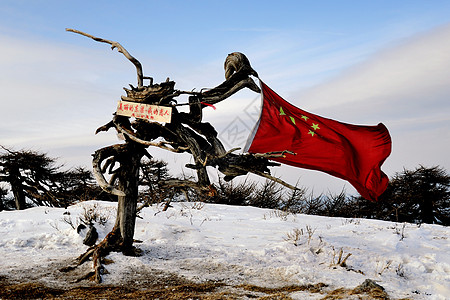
[{"left": 244, "top": 81, "right": 392, "bottom": 201}]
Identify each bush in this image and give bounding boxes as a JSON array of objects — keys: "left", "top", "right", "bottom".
[
  {"left": 138, "top": 158, "right": 184, "bottom": 206},
  {"left": 205, "top": 165, "right": 450, "bottom": 226},
  {"left": 378, "top": 165, "right": 449, "bottom": 225},
  {"left": 0, "top": 186, "right": 11, "bottom": 211},
  {"left": 249, "top": 180, "right": 284, "bottom": 209},
  {"left": 210, "top": 177, "right": 257, "bottom": 206},
  {"left": 312, "top": 165, "right": 450, "bottom": 225}
]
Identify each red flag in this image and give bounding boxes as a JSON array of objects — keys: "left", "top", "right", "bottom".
[{"left": 244, "top": 81, "right": 392, "bottom": 201}]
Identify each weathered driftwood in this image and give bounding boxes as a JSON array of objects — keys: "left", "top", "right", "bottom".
[
  {"left": 65, "top": 29, "right": 296, "bottom": 283},
  {"left": 66, "top": 28, "right": 148, "bottom": 88},
  {"left": 92, "top": 145, "right": 125, "bottom": 196},
  {"left": 122, "top": 79, "right": 176, "bottom": 104},
  {"left": 200, "top": 52, "right": 260, "bottom": 105}
]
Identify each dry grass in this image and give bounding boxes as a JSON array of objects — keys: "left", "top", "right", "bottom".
[
  {"left": 0, "top": 279, "right": 228, "bottom": 300},
  {"left": 0, "top": 276, "right": 325, "bottom": 300},
  {"left": 0, "top": 275, "right": 401, "bottom": 300}
]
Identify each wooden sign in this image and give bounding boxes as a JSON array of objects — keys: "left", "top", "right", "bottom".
[{"left": 116, "top": 100, "right": 172, "bottom": 123}]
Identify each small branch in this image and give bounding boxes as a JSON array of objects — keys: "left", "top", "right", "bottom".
[
  {"left": 254, "top": 150, "right": 297, "bottom": 158},
  {"left": 66, "top": 28, "right": 144, "bottom": 88},
  {"left": 0, "top": 145, "right": 15, "bottom": 154},
  {"left": 161, "top": 179, "right": 211, "bottom": 193},
  {"left": 252, "top": 170, "right": 298, "bottom": 190},
  {"left": 233, "top": 165, "right": 298, "bottom": 190},
  {"left": 113, "top": 120, "right": 188, "bottom": 153},
  {"left": 196, "top": 148, "right": 240, "bottom": 167},
  {"left": 216, "top": 147, "right": 241, "bottom": 159},
  {"left": 77, "top": 248, "right": 96, "bottom": 266},
  {"left": 200, "top": 77, "right": 260, "bottom": 106},
  {"left": 340, "top": 253, "right": 352, "bottom": 267},
  {"left": 95, "top": 121, "right": 115, "bottom": 134},
  {"left": 331, "top": 247, "right": 352, "bottom": 268},
  {"left": 93, "top": 252, "right": 104, "bottom": 283}
]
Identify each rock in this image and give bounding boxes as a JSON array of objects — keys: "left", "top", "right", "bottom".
[
  {"left": 354, "top": 279, "right": 385, "bottom": 293},
  {"left": 83, "top": 226, "right": 98, "bottom": 246},
  {"left": 352, "top": 279, "right": 389, "bottom": 299}
]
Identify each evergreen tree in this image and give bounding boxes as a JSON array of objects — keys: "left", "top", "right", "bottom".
[
  {"left": 0, "top": 146, "right": 107, "bottom": 209},
  {"left": 379, "top": 166, "right": 449, "bottom": 225},
  {"left": 138, "top": 158, "right": 178, "bottom": 206},
  {"left": 0, "top": 147, "right": 60, "bottom": 209}
]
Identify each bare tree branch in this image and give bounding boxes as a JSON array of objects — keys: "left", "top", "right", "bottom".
[
  {"left": 254, "top": 150, "right": 297, "bottom": 159},
  {"left": 237, "top": 167, "right": 299, "bottom": 190},
  {"left": 66, "top": 28, "right": 145, "bottom": 88},
  {"left": 113, "top": 119, "right": 189, "bottom": 153}
]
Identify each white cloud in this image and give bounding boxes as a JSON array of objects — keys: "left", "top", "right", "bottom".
[
  {"left": 2, "top": 22, "right": 449, "bottom": 195},
  {"left": 0, "top": 32, "right": 132, "bottom": 158},
  {"left": 295, "top": 24, "right": 450, "bottom": 112},
  {"left": 283, "top": 24, "right": 450, "bottom": 180}
]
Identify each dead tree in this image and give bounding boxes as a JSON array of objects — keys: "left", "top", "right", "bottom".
[{"left": 63, "top": 29, "right": 296, "bottom": 283}]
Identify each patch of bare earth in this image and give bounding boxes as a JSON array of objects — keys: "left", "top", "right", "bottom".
[{"left": 0, "top": 260, "right": 404, "bottom": 300}]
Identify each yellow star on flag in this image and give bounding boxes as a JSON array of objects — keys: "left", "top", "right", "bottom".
[
  {"left": 311, "top": 123, "right": 320, "bottom": 130},
  {"left": 308, "top": 130, "right": 315, "bottom": 136}
]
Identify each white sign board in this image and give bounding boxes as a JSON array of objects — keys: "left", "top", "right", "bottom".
[{"left": 116, "top": 100, "right": 172, "bottom": 123}]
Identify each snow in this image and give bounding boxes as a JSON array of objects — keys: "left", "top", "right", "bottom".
[{"left": 0, "top": 200, "right": 449, "bottom": 299}]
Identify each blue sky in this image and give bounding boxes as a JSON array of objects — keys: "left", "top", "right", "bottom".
[{"left": 1, "top": 1, "right": 450, "bottom": 195}]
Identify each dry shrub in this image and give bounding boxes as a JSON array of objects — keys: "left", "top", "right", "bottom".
[{"left": 79, "top": 202, "right": 113, "bottom": 226}]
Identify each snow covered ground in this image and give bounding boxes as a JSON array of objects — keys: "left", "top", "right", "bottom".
[{"left": 0, "top": 200, "right": 449, "bottom": 299}]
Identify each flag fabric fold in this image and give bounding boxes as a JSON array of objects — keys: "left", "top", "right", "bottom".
[{"left": 244, "top": 80, "right": 392, "bottom": 201}]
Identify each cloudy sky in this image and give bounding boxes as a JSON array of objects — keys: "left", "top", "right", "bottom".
[{"left": 1, "top": 1, "right": 449, "bottom": 196}]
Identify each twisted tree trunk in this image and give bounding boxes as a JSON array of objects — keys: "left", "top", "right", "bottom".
[{"left": 115, "top": 142, "right": 142, "bottom": 254}]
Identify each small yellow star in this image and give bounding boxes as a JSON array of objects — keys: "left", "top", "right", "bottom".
[
  {"left": 301, "top": 115, "right": 309, "bottom": 121},
  {"left": 308, "top": 130, "right": 315, "bottom": 137},
  {"left": 311, "top": 123, "right": 320, "bottom": 130}
]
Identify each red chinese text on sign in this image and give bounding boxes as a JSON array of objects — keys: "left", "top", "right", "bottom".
[{"left": 116, "top": 100, "right": 172, "bottom": 123}]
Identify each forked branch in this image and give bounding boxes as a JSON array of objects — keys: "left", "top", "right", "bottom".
[
  {"left": 113, "top": 119, "right": 189, "bottom": 153},
  {"left": 66, "top": 28, "right": 145, "bottom": 88}
]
